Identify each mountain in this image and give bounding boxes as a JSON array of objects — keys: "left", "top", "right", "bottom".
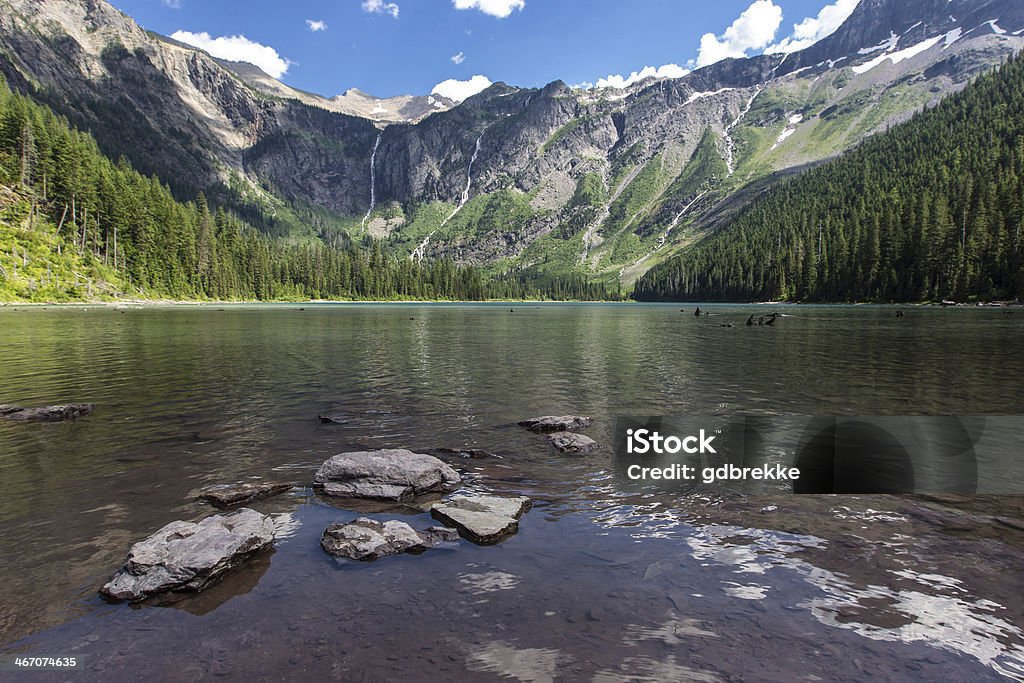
[
  {"left": 0, "top": 0, "right": 1021, "bottom": 290},
  {"left": 0, "top": 78, "right": 615, "bottom": 302},
  {"left": 634, "top": 54, "right": 1024, "bottom": 303},
  {"left": 212, "top": 57, "right": 456, "bottom": 124}
]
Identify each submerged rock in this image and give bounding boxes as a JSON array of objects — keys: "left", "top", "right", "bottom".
[
  {"left": 0, "top": 403, "right": 95, "bottom": 422},
  {"left": 100, "top": 508, "right": 275, "bottom": 602},
  {"left": 548, "top": 431, "right": 600, "bottom": 454},
  {"left": 199, "top": 482, "right": 293, "bottom": 508},
  {"left": 320, "top": 518, "right": 459, "bottom": 561},
  {"left": 314, "top": 449, "right": 461, "bottom": 501},
  {"left": 517, "top": 415, "right": 592, "bottom": 433},
  {"left": 428, "top": 447, "right": 499, "bottom": 460},
  {"left": 431, "top": 495, "right": 532, "bottom": 544}
]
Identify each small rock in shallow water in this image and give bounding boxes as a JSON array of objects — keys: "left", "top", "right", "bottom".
[
  {"left": 431, "top": 495, "right": 531, "bottom": 544},
  {"left": 548, "top": 431, "right": 599, "bottom": 454},
  {"left": 314, "top": 449, "right": 461, "bottom": 501},
  {"left": 428, "top": 447, "right": 499, "bottom": 460},
  {"left": 0, "top": 403, "right": 95, "bottom": 422},
  {"left": 320, "top": 518, "right": 459, "bottom": 560},
  {"left": 517, "top": 415, "right": 593, "bottom": 433},
  {"left": 199, "top": 482, "right": 294, "bottom": 508},
  {"left": 100, "top": 508, "right": 275, "bottom": 602}
]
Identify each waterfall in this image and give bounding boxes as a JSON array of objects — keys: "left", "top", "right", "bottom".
[
  {"left": 411, "top": 231, "right": 434, "bottom": 263},
  {"left": 440, "top": 132, "right": 484, "bottom": 226},
  {"left": 361, "top": 132, "right": 382, "bottom": 229},
  {"left": 723, "top": 86, "right": 761, "bottom": 176},
  {"left": 723, "top": 54, "right": 787, "bottom": 176},
  {"left": 665, "top": 190, "right": 709, "bottom": 237}
]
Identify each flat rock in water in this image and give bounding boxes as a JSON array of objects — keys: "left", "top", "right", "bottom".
[
  {"left": 314, "top": 449, "right": 461, "bottom": 501},
  {"left": 199, "top": 482, "right": 293, "bottom": 508},
  {"left": 517, "top": 415, "right": 592, "bottom": 433},
  {"left": 100, "top": 508, "right": 275, "bottom": 602},
  {"left": 0, "top": 403, "right": 95, "bottom": 422},
  {"left": 548, "top": 431, "right": 600, "bottom": 454},
  {"left": 320, "top": 517, "right": 459, "bottom": 561},
  {"left": 431, "top": 495, "right": 532, "bottom": 544}
]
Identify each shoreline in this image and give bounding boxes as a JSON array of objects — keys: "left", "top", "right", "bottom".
[{"left": 1, "top": 299, "right": 1020, "bottom": 308}]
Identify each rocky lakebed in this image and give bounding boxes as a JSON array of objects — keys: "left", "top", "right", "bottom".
[{"left": 99, "top": 415, "right": 596, "bottom": 604}]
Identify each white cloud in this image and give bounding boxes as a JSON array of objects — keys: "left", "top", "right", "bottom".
[
  {"left": 451, "top": 51, "right": 465, "bottom": 64},
  {"left": 161, "top": 0, "right": 181, "bottom": 7},
  {"left": 767, "top": 0, "right": 860, "bottom": 53},
  {"left": 306, "top": 19, "right": 328, "bottom": 32},
  {"left": 171, "top": 30, "right": 292, "bottom": 78},
  {"left": 595, "top": 63, "right": 690, "bottom": 90},
  {"left": 452, "top": 0, "right": 524, "bottom": 19},
  {"left": 431, "top": 74, "right": 492, "bottom": 102},
  {"left": 362, "top": 0, "right": 400, "bottom": 19},
  {"left": 696, "top": 0, "right": 783, "bottom": 68}
]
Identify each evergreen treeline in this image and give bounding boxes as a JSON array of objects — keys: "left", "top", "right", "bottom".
[
  {"left": 0, "top": 77, "right": 619, "bottom": 302},
  {"left": 635, "top": 55, "right": 1024, "bottom": 303}
]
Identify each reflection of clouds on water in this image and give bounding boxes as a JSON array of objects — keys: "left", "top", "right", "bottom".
[
  {"left": 458, "top": 570, "right": 521, "bottom": 595},
  {"left": 593, "top": 656, "right": 722, "bottom": 683},
  {"left": 270, "top": 511, "right": 300, "bottom": 539},
  {"left": 590, "top": 500, "right": 691, "bottom": 540},
  {"left": 722, "top": 582, "right": 770, "bottom": 600},
  {"left": 687, "top": 524, "right": 825, "bottom": 575},
  {"left": 803, "top": 571, "right": 1024, "bottom": 681},
  {"left": 831, "top": 506, "right": 908, "bottom": 523},
  {"left": 622, "top": 618, "right": 717, "bottom": 646},
  {"left": 687, "top": 524, "right": 1024, "bottom": 680},
  {"left": 465, "top": 641, "right": 570, "bottom": 683}
]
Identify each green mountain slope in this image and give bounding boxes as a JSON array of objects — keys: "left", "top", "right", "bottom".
[
  {"left": 635, "top": 55, "right": 1024, "bottom": 303},
  {"left": 0, "top": 78, "right": 618, "bottom": 302}
]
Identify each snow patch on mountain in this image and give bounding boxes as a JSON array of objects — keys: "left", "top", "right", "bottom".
[{"left": 852, "top": 35, "right": 942, "bottom": 74}]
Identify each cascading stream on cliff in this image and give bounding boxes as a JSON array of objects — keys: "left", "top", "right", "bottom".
[{"left": 361, "top": 132, "right": 382, "bottom": 229}]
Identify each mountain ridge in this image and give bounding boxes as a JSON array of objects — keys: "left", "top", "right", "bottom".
[{"left": 0, "top": 0, "right": 1021, "bottom": 288}]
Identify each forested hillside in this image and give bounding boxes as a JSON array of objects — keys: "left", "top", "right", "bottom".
[
  {"left": 0, "top": 77, "right": 617, "bottom": 302},
  {"left": 635, "top": 55, "right": 1024, "bottom": 303}
]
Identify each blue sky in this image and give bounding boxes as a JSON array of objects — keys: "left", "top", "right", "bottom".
[{"left": 107, "top": 0, "right": 860, "bottom": 100}]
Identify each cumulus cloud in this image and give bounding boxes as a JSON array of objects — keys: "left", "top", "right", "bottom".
[
  {"left": 595, "top": 63, "right": 690, "bottom": 90},
  {"left": 362, "top": 0, "right": 400, "bottom": 19},
  {"left": 161, "top": 0, "right": 181, "bottom": 7},
  {"left": 431, "top": 75, "right": 492, "bottom": 102},
  {"left": 306, "top": 19, "right": 328, "bottom": 32},
  {"left": 451, "top": 51, "right": 465, "bottom": 64},
  {"left": 171, "top": 30, "right": 292, "bottom": 78},
  {"left": 452, "top": 0, "right": 524, "bottom": 19},
  {"left": 767, "top": 0, "right": 860, "bottom": 53},
  {"left": 695, "top": 0, "right": 783, "bottom": 68}
]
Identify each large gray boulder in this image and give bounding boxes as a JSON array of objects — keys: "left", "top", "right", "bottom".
[
  {"left": 100, "top": 508, "right": 275, "bottom": 602},
  {"left": 548, "top": 431, "right": 600, "bottom": 454},
  {"left": 314, "top": 449, "right": 461, "bottom": 501},
  {"left": 517, "top": 415, "right": 592, "bottom": 433},
  {"left": 198, "top": 482, "right": 293, "bottom": 508},
  {"left": 431, "top": 495, "right": 532, "bottom": 544},
  {"left": 0, "top": 403, "right": 95, "bottom": 422},
  {"left": 321, "top": 518, "right": 459, "bottom": 561}
]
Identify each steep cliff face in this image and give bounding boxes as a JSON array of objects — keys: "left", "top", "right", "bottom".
[
  {"left": 0, "top": 0, "right": 381, "bottom": 218},
  {"left": 0, "top": 0, "right": 1021, "bottom": 283}
]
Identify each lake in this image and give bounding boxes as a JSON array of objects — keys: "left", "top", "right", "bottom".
[{"left": 1, "top": 303, "right": 1023, "bottom": 681}]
